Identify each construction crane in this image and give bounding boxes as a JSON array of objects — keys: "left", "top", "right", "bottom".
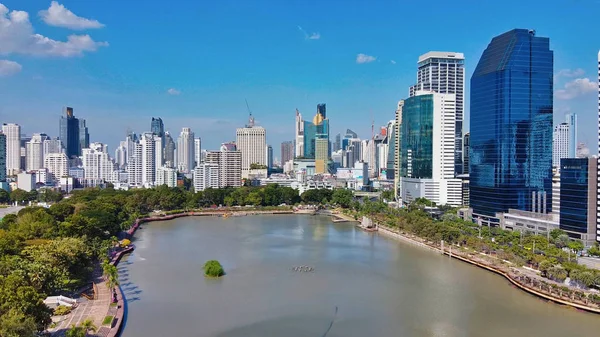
[{"left": 245, "top": 99, "right": 255, "bottom": 127}]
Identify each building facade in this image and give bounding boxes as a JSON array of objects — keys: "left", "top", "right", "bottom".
[
  {"left": 410, "top": 51, "right": 465, "bottom": 175},
  {"left": 177, "top": 127, "right": 195, "bottom": 174},
  {"left": 156, "top": 166, "right": 177, "bottom": 187},
  {"left": 295, "top": 109, "right": 304, "bottom": 157},
  {"left": 267, "top": 145, "right": 273, "bottom": 169},
  {"left": 0, "top": 133, "right": 5, "bottom": 183},
  {"left": 303, "top": 106, "right": 329, "bottom": 159},
  {"left": 281, "top": 141, "right": 294, "bottom": 165},
  {"left": 463, "top": 133, "right": 470, "bottom": 175},
  {"left": 59, "top": 107, "right": 82, "bottom": 158},
  {"left": 596, "top": 50, "right": 600, "bottom": 241},
  {"left": 470, "top": 29, "right": 553, "bottom": 218},
  {"left": 26, "top": 133, "right": 47, "bottom": 172},
  {"left": 194, "top": 138, "right": 201, "bottom": 168},
  {"left": 236, "top": 125, "right": 266, "bottom": 179},
  {"left": 559, "top": 158, "right": 597, "bottom": 245},
  {"left": 164, "top": 132, "right": 176, "bottom": 167},
  {"left": 82, "top": 143, "right": 114, "bottom": 186},
  {"left": 205, "top": 150, "right": 242, "bottom": 188},
  {"left": 194, "top": 163, "right": 219, "bottom": 192},
  {"left": 553, "top": 115, "right": 576, "bottom": 168},
  {"left": 399, "top": 92, "right": 461, "bottom": 206},
  {"left": 2, "top": 123, "right": 20, "bottom": 175},
  {"left": 44, "top": 153, "right": 69, "bottom": 183}
]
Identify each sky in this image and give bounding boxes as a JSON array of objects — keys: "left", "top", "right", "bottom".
[{"left": 0, "top": 0, "right": 599, "bottom": 159}]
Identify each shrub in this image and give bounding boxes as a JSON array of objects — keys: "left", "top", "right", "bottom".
[
  {"left": 53, "top": 305, "right": 72, "bottom": 316},
  {"left": 203, "top": 260, "right": 224, "bottom": 277}
]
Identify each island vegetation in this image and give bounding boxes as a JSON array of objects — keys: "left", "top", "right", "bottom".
[{"left": 203, "top": 260, "right": 225, "bottom": 278}]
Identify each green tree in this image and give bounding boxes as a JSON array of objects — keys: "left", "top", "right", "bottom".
[
  {"left": 9, "top": 189, "right": 28, "bottom": 204},
  {"left": 0, "top": 309, "right": 38, "bottom": 337},
  {"left": 331, "top": 189, "right": 353, "bottom": 208},
  {"left": 203, "top": 260, "right": 224, "bottom": 277},
  {"left": 0, "top": 188, "right": 10, "bottom": 204}
]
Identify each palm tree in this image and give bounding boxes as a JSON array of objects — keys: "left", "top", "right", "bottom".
[{"left": 80, "top": 319, "right": 98, "bottom": 335}]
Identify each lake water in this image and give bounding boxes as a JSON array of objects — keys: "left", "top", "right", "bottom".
[{"left": 119, "top": 215, "right": 600, "bottom": 337}]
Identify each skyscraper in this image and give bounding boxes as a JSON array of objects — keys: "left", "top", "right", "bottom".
[
  {"left": 115, "top": 141, "right": 127, "bottom": 169},
  {"left": 205, "top": 148, "right": 242, "bottom": 188},
  {"left": 151, "top": 117, "right": 164, "bottom": 137},
  {"left": 317, "top": 103, "right": 326, "bottom": 119},
  {"left": 127, "top": 142, "right": 143, "bottom": 187},
  {"left": 553, "top": 122, "right": 570, "bottom": 168},
  {"left": 194, "top": 138, "right": 202, "bottom": 168},
  {"left": 410, "top": 51, "right": 465, "bottom": 176},
  {"left": 470, "top": 29, "right": 553, "bottom": 219},
  {"left": 303, "top": 108, "right": 329, "bottom": 159},
  {"left": 463, "top": 133, "right": 470, "bottom": 174},
  {"left": 566, "top": 113, "right": 577, "bottom": 158},
  {"left": 194, "top": 163, "right": 219, "bottom": 191},
  {"left": 236, "top": 118, "right": 266, "bottom": 178},
  {"left": 295, "top": 109, "right": 304, "bottom": 157},
  {"left": 79, "top": 119, "right": 89, "bottom": 153},
  {"left": 399, "top": 92, "right": 461, "bottom": 206},
  {"left": 280, "top": 141, "right": 294, "bottom": 165},
  {"left": 140, "top": 133, "right": 158, "bottom": 185},
  {"left": 267, "top": 145, "right": 273, "bottom": 169},
  {"left": 44, "top": 153, "right": 68, "bottom": 183},
  {"left": 2, "top": 123, "right": 20, "bottom": 175},
  {"left": 43, "top": 138, "right": 63, "bottom": 157},
  {"left": 59, "top": 107, "right": 81, "bottom": 158},
  {"left": 0, "top": 133, "right": 6, "bottom": 183},
  {"left": 164, "top": 131, "right": 176, "bottom": 167},
  {"left": 82, "top": 143, "right": 114, "bottom": 186},
  {"left": 596, "top": 50, "right": 600, "bottom": 242},
  {"left": 177, "top": 128, "right": 195, "bottom": 174},
  {"left": 334, "top": 133, "right": 341, "bottom": 152},
  {"left": 26, "top": 133, "right": 48, "bottom": 171}
]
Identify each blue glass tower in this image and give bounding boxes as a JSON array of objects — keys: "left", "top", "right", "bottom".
[
  {"left": 470, "top": 29, "right": 553, "bottom": 217},
  {"left": 303, "top": 111, "right": 329, "bottom": 159},
  {"left": 59, "top": 107, "right": 80, "bottom": 158}
]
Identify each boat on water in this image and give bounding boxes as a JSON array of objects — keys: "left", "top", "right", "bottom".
[{"left": 357, "top": 216, "right": 378, "bottom": 232}]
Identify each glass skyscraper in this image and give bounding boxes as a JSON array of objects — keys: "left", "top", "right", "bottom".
[
  {"left": 59, "top": 107, "right": 81, "bottom": 158},
  {"left": 559, "top": 158, "right": 595, "bottom": 241},
  {"left": 400, "top": 95, "right": 434, "bottom": 179},
  {"left": 303, "top": 110, "right": 329, "bottom": 159},
  {"left": 470, "top": 29, "right": 553, "bottom": 217}
]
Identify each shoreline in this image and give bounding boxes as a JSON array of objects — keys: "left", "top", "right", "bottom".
[{"left": 374, "top": 223, "right": 600, "bottom": 314}]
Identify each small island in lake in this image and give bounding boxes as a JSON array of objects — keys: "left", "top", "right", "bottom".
[{"left": 204, "top": 260, "right": 225, "bottom": 277}]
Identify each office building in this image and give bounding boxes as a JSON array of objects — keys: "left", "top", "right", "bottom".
[
  {"left": 164, "top": 131, "right": 176, "bottom": 167},
  {"left": 470, "top": 29, "right": 553, "bottom": 220},
  {"left": 177, "top": 127, "right": 195, "bottom": 174},
  {"left": 399, "top": 91, "right": 461, "bottom": 206},
  {"left": 315, "top": 138, "right": 329, "bottom": 174},
  {"left": 1, "top": 123, "right": 20, "bottom": 175},
  {"left": 334, "top": 133, "right": 341, "bottom": 152},
  {"left": 410, "top": 51, "right": 465, "bottom": 175},
  {"left": 205, "top": 149, "right": 242, "bottom": 188},
  {"left": 194, "top": 138, "right": 201, "bottom": 168},
  {"left": 560, "top": 158, "right": 597, "bottom": 246},
  {"left": 463, "top": 133, "right": 470, "bottom": 175},
  {"left": 156, "top": 166, "right": 177, "bottom": 187},
  {"left": 267, "top": 145, "right": 273, "bottom": 169},
  {"left": 236, "top": 119, "right": 266, "bottom": 179},
  {"left": 281, "top": 141, "right": 294, "bottom": 165},
  {"left": 553, "top": 114, "right": 577, "bottom": 168},
  {"left": 295, "top": 109, "right": 304, "bottom": 157},
  {"left": 596, "top": 50, "right": 600, "bottom": 242},
  {"left": 79, "top": 119, "right": 89, "bottom": 152},
  {"left": 59, "top": 107, "right": 87, "bottom": 158},
  {"left": 115, "top": 141, "right": 127, "bottom": 169},
  {"left": 26, "top": 133, "right": 48, "bottom": 171},
  {"left": 303, "top": 106, "right": 329, "bottom": 159},
  {"left": 82, "top": 143, "right": 114, "bottom": 186},
  {"left": 0, "top": 133, "right": 5, "bottom": 184},
  {"left": 43, "top": 139, "right": 63, "bottom": 156},
  {"left": 44, "top": 153, "right": 69, "bottom": 183},
  {"left": 194, "top": 163, "right": 219, "bottom": 191},
  {"left": 151, "top": 117, "right": 164, "bottom": 138}
]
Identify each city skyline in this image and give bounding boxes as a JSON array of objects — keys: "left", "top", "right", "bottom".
[{"left": 0, "top": 0, "right": 598, "bottom": 157}]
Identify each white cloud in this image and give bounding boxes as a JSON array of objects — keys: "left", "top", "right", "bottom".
[
  {"left": 39, "top": 1, "right": 104, "bottom": 30},
  {"left": 0, "top": 3, "right": 108, "bottom": 57},
  {"left": 554, "top": 78, "right": 597, "bottom": 100},
  {"left": 167, "top": 88, "right": 181, "bottom": 95},
  {"left": 556, "top": 68, "right": 585, "bottom": 78},
  {"left": 297, "top": 26, "right": 320, "bottom": 40},
  {"left": 390, "top": 60, "right": 396, "bottom": 65},
  {"left": 356, "top": 53, "right": 376, "bottom": 64},
  {"left": 0, "top": 59, "right": 21, "bottom": 76}
]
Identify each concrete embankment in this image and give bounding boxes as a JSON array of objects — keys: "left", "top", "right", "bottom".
[{"left": 375, "top": 223, "right": 600, "bottom": 314}]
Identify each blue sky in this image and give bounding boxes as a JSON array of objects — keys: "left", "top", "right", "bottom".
[{"left": 0, "top": 0, "right": 599, "bottom": 158}]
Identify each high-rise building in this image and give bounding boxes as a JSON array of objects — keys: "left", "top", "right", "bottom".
[
  {"left": 295, "top": 109, "right": 304, "bottom": 157},
  {"left": 59, "top": 107, "right": 82, "bottom": 158},
  {"left": 140, "top": 133, "right": 162, "bottom": 185},
  {"left": 43, "top": 138, "right": 63, "bottom": 157},
  {"left": 267, "top": 145, "right": 273, "bottom": 169},
  {"left": 151, "top": 117, "right": 164, "bottom": 137},
  {"left": 164, "top": 131, "right": 176, "bottom": 167},
  {"left": 596, "top": 50, "right": 600, "bottom": 242},
  {"left": 315, "top": 138, "right": 329, "bottom": 174},
  {"left": 559, "top": 158, "right": 597, "bottom": 246},
  {"left": 177, "top": 127, "right": 195, "bottom": 174},
  {"left": 44, "top": 153, "right": 69, "bottom": 183},
  {"left": 399, "top": 92, "right": 461, "bottom": 206},
  {"left": 127, "top": 142, "right": 143, "bottom": 186},
  {"left": 463, "top": 133, "right": 470, "bottom": 174},
  {"left": 393, "top": 100, "right": 403, "bottom": 199},
  {"left": 236, "top": 120, "right": 266, "bottom": 179},
  {"left": 82, "top": 143, "right": 114, "bottom": 186},
  {"left": 26, "top": 133, "right": 48, "bottom": 172},
  {"left": 2, "top": 123, "right": 20, "bottom": 175},
  {"left": 281, "top": 141, "right": 294, "bottom": 165},
  {"left": 156, "top": 166, "right": 177, "bottom": 187},
  {"left": 194, "top": 163, "right": 219, "bottom": 191},
  {"left": 303, "top": 107, "right": 329, "bottom": 159},
  {"left": 553, "top": 121, "right": 570, "bottom": 168},
  {"left": 79, "top": 119, "right": 89, "bottom": 153},
  {"left": 317, "top": 103, "right": 326, "bottom": 119},
  {"left": 334, "top": 133, "right": 341, "bottom": 152},
  {"left": 205, "top": 149, "right": 242, "bottom": 188},
  {"left": 115, "top": 141, "right": 127, "bottom": 169},
  {"left": 410, "top": 51, "right": 465, "bottom": 175},
  {"left": 194, "top": 138, "right": 201, "bottom": 168},
  {"left": 566, "top": 113, "right": 577, "bottom": 158},
  {"left": 0, "top": 133, "right": 6, "bottom": 183},
  {"left": 470, "top": 29, "right": 553, "bottom": 219}
]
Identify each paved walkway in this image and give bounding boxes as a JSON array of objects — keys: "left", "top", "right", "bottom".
[{"left": 48, "top": 269, "right": 112, "bottom": 336}]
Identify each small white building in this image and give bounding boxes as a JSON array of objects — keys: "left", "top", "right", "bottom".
[
  {"left": 17, "top": 172, "right": 36, "bottom": 192},
  {"left": 194, "top": 163, "right": 219, "bottom": 192},
  {"left": 156, "top": 166, "right": 177, "bottom": 188}
]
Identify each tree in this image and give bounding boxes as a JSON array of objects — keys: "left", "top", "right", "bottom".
[
  {"left": 9, "top": 189, "right": 28, "bottom": 204},
  {"left": 568, "top": 240, "right": 584, "bottom": 255},
  {"left": 381, "top": 190, "right": 394, "bottom": 201},
  {"left": 0, "top": 309, "right": 38, "bottom": 337},
  {"left": 0, "top": 188, "right": 10, "bottom": 204},
  {"left": 331, "top": 189, "right": 353, "bottom": 208},
  {"left": 203, "top": 260, "right": 224, "bottom": 277}
]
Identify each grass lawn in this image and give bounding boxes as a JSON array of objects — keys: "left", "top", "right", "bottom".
[{"left": 103, "top": 315, "right": 114, "bottom": 325}]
